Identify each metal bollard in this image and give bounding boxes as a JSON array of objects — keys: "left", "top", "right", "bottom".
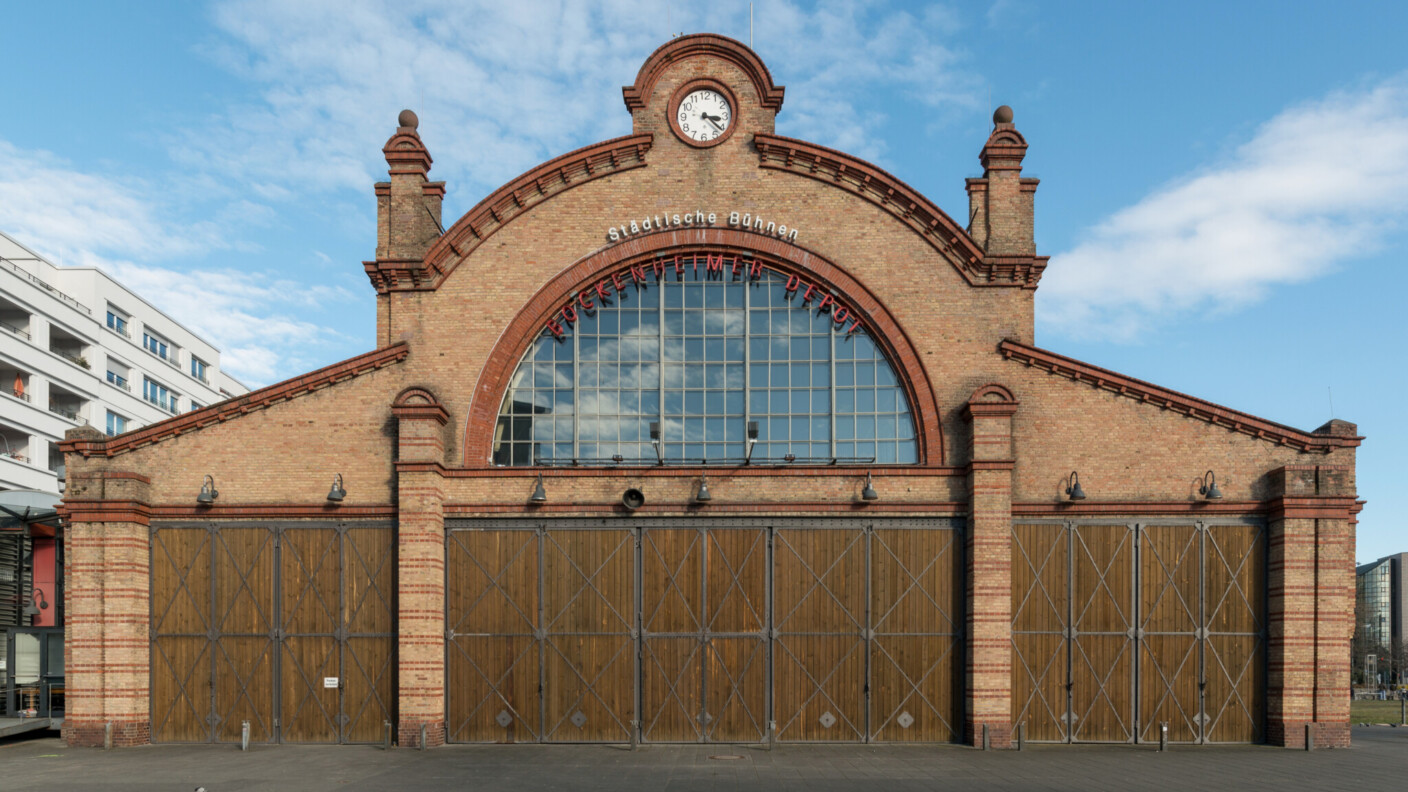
[
  {"left": 1017, "top": 722, "right": 1024, "bottom": 751},
  {"left": 767, "top": 720, "right": 776, "bottom": 752},
  {"left": 383, "top": 721, "right": 392, "bottom": 750},
  {"left": 1305, "top": 723, "right": 1313, "bottom": 751},
  {"left": 241, "top": 720, "right": 250, "bottom": 752},
  {"left": 103, "top": 722, "right": 113, "bottom": 751},
  {"left": 1159, "top": 722, "right": 1167, "bottom": 752},
  {"left": 982, "top": 724, "right": 990, "bottom": 751},
  {"left": 630, "top": 720, "right": 639, "bottom": 751},
  {"left": 420, "top": 723, "right": 428, "bottom": 751}
]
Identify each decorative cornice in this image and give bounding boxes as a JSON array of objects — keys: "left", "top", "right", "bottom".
[
  {"left": 371, "top": 134, "right": 654, "bottom": 295},
  {"left": 60, "top": 343, "right": 410, "bottom": 459},
  {"left": 753, "top": 134, "right": 1047, "bottom": 288},
  {"left": 623, "top": 34, "right": 784, "bottom": 112},
  {"left": 1267, "top": 496, "right": 1362, "bottom": 522},
  {"left": 58, "top": 499, "right": 152, "bottom": 525},
  {"left": 1012, "top": 501, "right": 1266, "bottom": 517},
  {"left": 999, "top": 340, "right": 1363, "bottom": 452}
]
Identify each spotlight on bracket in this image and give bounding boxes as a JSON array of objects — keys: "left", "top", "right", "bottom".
[
  {"left": 1065, "top": 471, "right": 1086, "bottom": 501},
  {"left": 695, "top": 471, "right": 713, "bottom": 502},
  {"left": 745, "top": 421, "right": 759, "bottom": 464},
  {"left": 531, "top": 473, "right": 548, "bottom": 504},
  {"left": 1198, "top": 470, "right": 1223, "bottom": 500},
  {"left": 327, "top": 473, "right": 346, "bottom": 502},
  {"left": 861, "top": 472, "right": 879, "bottom": 501},
  {"left": 622, "top": 488, "right": 646, "bottom": 511},
  {"left": 197, "top": 474, "right": 219, "bottom": 505}
]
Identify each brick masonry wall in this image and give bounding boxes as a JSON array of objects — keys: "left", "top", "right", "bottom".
[{"left": 59, "top": 36, "right": 1358, "bottom": 748}]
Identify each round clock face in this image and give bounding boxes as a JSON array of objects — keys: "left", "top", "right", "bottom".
[{"left": 676, "top": 88, "right": 732, "bottom": 144}]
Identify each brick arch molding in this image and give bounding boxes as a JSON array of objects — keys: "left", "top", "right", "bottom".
[{"left": 462, "top": 228, "right": 945, "bottom": 467}]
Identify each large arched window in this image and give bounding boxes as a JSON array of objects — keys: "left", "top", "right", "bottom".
[{"left": 492, "top": 259, "right": 917, "bottom": 466}]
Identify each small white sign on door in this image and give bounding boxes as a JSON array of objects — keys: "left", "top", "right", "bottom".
[{"left": 323, "top": 677, "right": 339, "bottom": 689}]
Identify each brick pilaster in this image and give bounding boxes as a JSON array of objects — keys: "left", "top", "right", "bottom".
[
  {"left": 57, "top": 426, "right": 154, "bottom": 747},
  {"left": 392, "top": 390, "right": 450, "bottom": 747},
  {"left": 962, "top": 385, "right": 1018, "bottom": 748},
  {"left": 1266, "top": 459, "right": 1357, "bottom": 749}
]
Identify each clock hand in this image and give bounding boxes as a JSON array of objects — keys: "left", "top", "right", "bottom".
[{"left": 701, "top": 113, "right": 725, "bottom": 132}]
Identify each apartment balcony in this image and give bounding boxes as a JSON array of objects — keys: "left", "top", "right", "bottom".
[
  {"left": 0, "top": 318, "right": 30, "bottom": 340},
  {"left": 0, "top": 255, "right": 92, "bottom": 315}
]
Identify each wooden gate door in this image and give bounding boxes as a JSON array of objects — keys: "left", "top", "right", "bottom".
[
  {"left": 541, "top": 526, "right": 636, "bottom": 742},
  {"left": 1069, "top": 523, "right": 1135, "bottom": 743},
  {"left": 151, "top": 522, "right": 394, "bottom": 744},
  {"left": 446, "top": 525, "right": 540, "bottom": 742},
  {"left": 1137, "top": 524, "right": 1201, "bottom": 743},
  {"left": 1202, "top": 522, "right": 1266, "bottom": 743},
  {"left": 1011, "top": 522, "right": 1070, "bottom": 742},
  {"left": 772, "top": 525, "right": 866, "bottom": 741},
  {"left": 640, "top": 526, "right": 768, "bottom": 743},
  {"left": 868, "top": 521, "right": 961, "bottom": 742}
]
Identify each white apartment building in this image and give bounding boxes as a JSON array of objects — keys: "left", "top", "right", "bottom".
[{"left": 0, "top": 231, "right": 247, "bottom": 496}]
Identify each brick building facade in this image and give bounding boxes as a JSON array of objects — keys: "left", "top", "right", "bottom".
[{"left": 58, "top": 35, "right": 1360, "bottom": 749}]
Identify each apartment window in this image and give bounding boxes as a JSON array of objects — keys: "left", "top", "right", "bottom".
[
  {"left": 143, "top": 377, "right": 178, "bottom": 413},
  {"left": 106, "top": 370, "right": 128, "bottom": 389},
  {"left": 191, "top": 356, "right": 208, "bottom": 382},
  {"left": 189, "top": 401, "right": 203, "bottom": 412},
  {"left": 106, "top": 410, "right": 129, "bottom": 437},
  {"left": 106, "top": 306, "right": 131, "bottom": 337},
  {"left": 144, "top": 332, "right": 170, "bottom": 360}
]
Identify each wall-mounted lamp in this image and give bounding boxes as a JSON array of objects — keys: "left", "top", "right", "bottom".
[
  {"left": 745, "top": 421, "right": 759, "bottom": 464},
  {"left": 1065, "top": 471, "right": 1086, "bottom": 501},
  {"left": 197, "top": 474, "right": 219, "bottom": 504},
  {"left": 695, "top": 471, "right": 713, "bottom": 502},
  {"left": 650, "top": 422, "right": 663, "bottom": 465},
  {"left": 1198, "top": 470, "right": 1223, "bottom": 500},
  {"left": 861, "top": 472, "right": 879, "bottom": 501},
  {"left": 327, "top": 473, "right": 346, "bottom": 502},
  {"left": 531, "top": 473, "right": 548, "bottom": 503},
  {"left": 23, "top": 588, "right": 48, "bottom": 617}
]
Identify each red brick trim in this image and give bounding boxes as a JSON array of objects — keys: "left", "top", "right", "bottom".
[
  {"left": 459, "top": 232, "right": 945, "bottom": 467},
  {"left": 622, "top": 33, "right": 784, "bottom": 112},
  {"left": 59, "top": 343, "right": 409, "bottom": 459},
  {"left": 58, "top": 499, "right": 152, "bottom": 525},
  {"left": 965, "top": 383, "right": 1019, "bottom": 420},
  {"left": 968, "top": 460, "right": 1016, "bottom": 472},
  {"left": 1012, "top": 501, "right": 1267, "bottom": 516},
  {"left": 68, "top": 470, "right": 151, "bottom": 484},
  {"left": 999, "top": 340, "right": 1364, "bottom": 452},
  {"left": 445, "top": 502, "right": 968, "bottom": 516},
  {"left": 149, "top": 504, "right": 397, "bottom": 519},
  {"left": 1267, "top": 496, "right": 1361, "bottom": 521},
  {"left": 392, "top": 386, "right": 449, "bottom": 425},
  {"left": 406, "top": 134, "right": 654, "bottom": 293},
  {"left": 401, "top": 462, "right": 967, "bottom": 478},
  {"left": 754, "top": 134, "right": 1049, "bottom": 289}
]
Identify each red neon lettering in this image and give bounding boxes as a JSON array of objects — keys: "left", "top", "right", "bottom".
[
  {"left": 832, "top": 306, "right": 850, "bottom": 324},
  {"left": 630, "top": 265, "right": 645, "bottom": 283},
  {"left": 652, "top": 259, "right": 666, "bottom": 279},
  {"left": 546, "top": 318, "right": 565, "bottom": 338},
  {"left": 817, "top": 294, "right": 835, "bottom": 312},
  {"left": 801, "top": 283, "right": 817, "bottom": 303},
  {"left": 784, "top": 274, "right": 801, "bottom": 292},
  {"left": 705, "top": 254, "right": 724, "bottom": 276},
  {"left": 674, "top": 256, "right": 684, "bottom": 277},
  {"left": 578, "top": 290, "right": 594, "bottom": 311},
  {"left": 561, "top": 303, "right": 578, "bottom": 323},
  {"left": 847, "top": 318, "right": 863, "bottom": 334},
  {"left": 750, "top": 259, "right": 763, "bottom": 279},
  {"left": 732, "top": 256, "right": 742, "bottom": 277},
  {"left": 595, "top": 279, "right": 613, "bottom": 303}
]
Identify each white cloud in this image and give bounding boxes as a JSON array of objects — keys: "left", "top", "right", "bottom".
[
  {"left": 1040, "top": 76, "right": 1408, "bottom": 339},
  {"left": 187, "top": 0, "right": 981, "bottom": 199},
  {"left": 0, "top": 140, "right": 353, "bottom": 387}
]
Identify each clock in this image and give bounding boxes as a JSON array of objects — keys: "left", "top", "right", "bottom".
[{"left": 669, "top": 81, "right": 737, "bottom": 148}]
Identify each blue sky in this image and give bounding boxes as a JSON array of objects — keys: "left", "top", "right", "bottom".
[{"left": 1, "top": 1, "right": 1404, "bottom": 561}]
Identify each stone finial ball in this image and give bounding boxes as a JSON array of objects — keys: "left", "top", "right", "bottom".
[
  {"left": 993, "top": 105, "right": 1014, "bottom": 124},
  {"left": 398, "top": 109, "right": 419, "bottom": 130}
]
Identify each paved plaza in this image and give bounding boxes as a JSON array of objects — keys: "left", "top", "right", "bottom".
[{"left": 3, "top": 727, "right": 1406, "bottom": 791}]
